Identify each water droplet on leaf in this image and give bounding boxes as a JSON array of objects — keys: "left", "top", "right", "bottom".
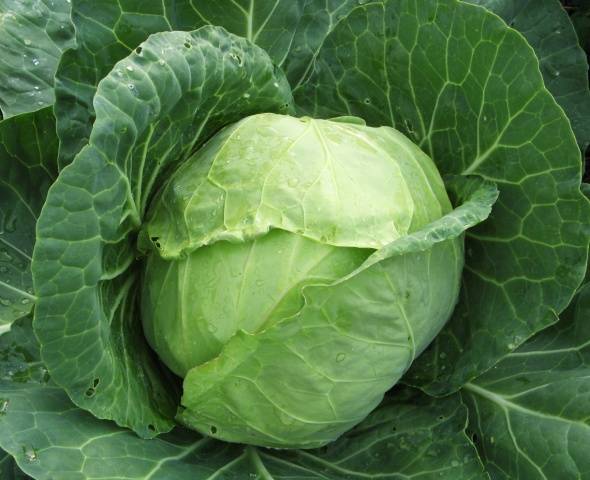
[{"left": 23, "top": 446, "right": 38, "bottom": 462}]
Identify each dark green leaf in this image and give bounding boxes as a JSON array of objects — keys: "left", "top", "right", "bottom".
[
  {"left": 462, "top": 281, "right": 590, "bottom": 479},
  {"left": 0, "top": 108, "right": 59, "bottom": 325},
  {"left": 0, "top": 0, "right": 74, "bottom": 118},
  {"left": 466, "top": 0, "right": 590, "bottom": 152}
]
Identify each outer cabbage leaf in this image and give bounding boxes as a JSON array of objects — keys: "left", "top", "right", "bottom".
[
  {"left": 295, "top": 0, "right": 590, "bottom": 394},
  {"left": 54, "top": 0, "right": 304, "bottom": 167},
  {"left": 32, "top": 27, "right": 293, "bottom": 438},
  {"left": 0, "top": 0, "right": 74, "bottom": 118},
  {"left": 462, "top": 280, "right": 590, "bottom": 479},
  {"left": 144, "top": 228, "right": 371, "bottom": 377},
  {"left": 466, "top": 0, "right": 590, "bottom": 153},
  {"left": 0, "top": 109, "right": 58, "bottom": 325},
  {"left": 178, "top": 177, "right": 497, "bottom": 448},
  {"left": 0, "top": 314, "right": 487, "bottom": 479}
]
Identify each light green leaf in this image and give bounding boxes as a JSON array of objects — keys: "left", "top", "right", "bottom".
[
  {"left": 0, "top": 0, "right": 74, "bottom": 118},
  {"left": 33, "top": 26, "right": 293, "bottom": 438},
  {"left": 295, "top": 0, "right": 590, "bottom": 394},
  {"left": 178, "top": 178, "right": 496, "bottom": 448},
  {"left": 466, "top": 0, "right": 590, "bottom": 152},
  {"left": 143, "top": 114, "right": 452, "bottom": 258},
  {"left": 462, "top": 281, "right": 590, "bottom": 479},
  {"left": 0, "top": 108, "right": 58, "bottom": 325}
]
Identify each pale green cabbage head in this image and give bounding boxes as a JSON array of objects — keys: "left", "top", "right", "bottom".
[{"left": 140, "top": 113, "right": 463, "bottom": 447}]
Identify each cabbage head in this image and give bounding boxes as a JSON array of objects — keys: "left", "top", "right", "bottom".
[{"left": 140, "top": 113, "right": 464, "bottom": 447}]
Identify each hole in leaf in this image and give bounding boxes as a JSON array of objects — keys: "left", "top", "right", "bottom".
[
  {"left": 93, "top": 378, "right": 100, "bottom": 388},
  {"left": 184, "top": 41, "right": 191, "bottom": 48},
  {"left": 210, "top": 425, "right": 217, "bottom": 434},
  {"left": 147, "top": 424, "right": 156, "bottom": 432},
  {"left": 228, "top": 52, "right": 243, "bottom": 65},
  {"left": 85, "top": 387, "right": 95, "bottom": 397},
  {"left": 135, "top": 46, "right": 142, "bottom": 54}
]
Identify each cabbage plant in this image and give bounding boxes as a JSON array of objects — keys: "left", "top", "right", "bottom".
[{"left": 0, "top": 0, "right": 589, "bottom": 478}]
